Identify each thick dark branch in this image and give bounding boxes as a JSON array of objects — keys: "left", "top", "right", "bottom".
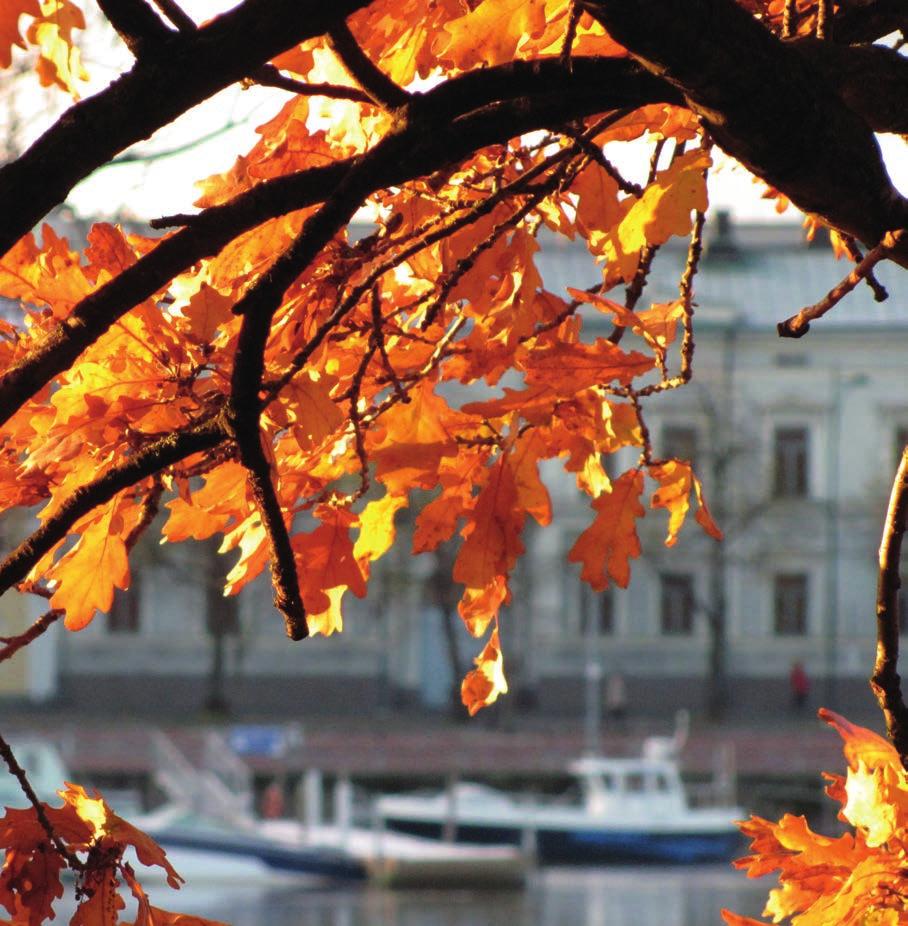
[
  {"left": 227, "top": 137, "right": 398, "bottom": 640},
  {"left": 793, "top": 38, "right": 908, "bottom": 134},
  {"left": 95, "top": 0, "right": 172, "bottom": 55},
  {"left": 327, "top": 20, "right": 410, "bottom": 108},
  {"left": 148, "top": 0, "right": 196, "bottom": 32},
  {"left": 581, "top": 0, "right": 908, "bottom": 263},
  {"left": 0, "top": 420, "right": 226, "bottom": 597},
  {"left": 833, "top": 0, "right": 908, "bottom": 44},
  {"left": 0, "top": 0, "right": 373, "bottom": 257},
  {"left": 0, "top": 57, "right": 672, "bottom": 429},
  {"left": 871, "top": 445, "right": 908, "bottom": 767}
]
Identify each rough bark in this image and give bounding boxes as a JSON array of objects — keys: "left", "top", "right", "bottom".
[{"left": 582, "top": 0, "right": 908, "bottom": 262}]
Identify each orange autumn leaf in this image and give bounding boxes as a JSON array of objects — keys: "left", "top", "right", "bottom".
[
  {"left": 453, "top": 455, "right": 524, "bottom": 591},
  {"left": 435, "top": 0, "right": 551, "bottom": 70},
  {"left": 57, "top": 784, "right": 182, "bottom": 888},
  {"left": 521, "top": 338, "right": 654, "bottom": 393},
  {"left": 292, "top": 506, "right": 367, "bottom": 615},
  {"left": 48, "top": 493, "right": 142, "bottom": 630},
  {"left": 726, "top": 712, "right": 908, "bottom": 925},
  {"left": 649, "top": 460, "right": 722, "bottom": 546},
  {"left": 0, "top": 0, "right": 41, "bottom": 68},
  {"left": 569, "top": 288, "right": 685, "bottom": 365},
  {"left": 461, "top": 626, "right": 508, "bottom": 715},
  {"left": 180, "top": 284, "right": 233, "bottom": 343},
  {"left": 568, "top": 469, "right": 645, "bottom": 590},
  {"left": 27, "top": 0, "right": 87, "bottom": 95}
]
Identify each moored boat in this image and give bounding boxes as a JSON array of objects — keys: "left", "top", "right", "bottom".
[{"left": 373, "top": 753, "right": 744, "bottom": 864}]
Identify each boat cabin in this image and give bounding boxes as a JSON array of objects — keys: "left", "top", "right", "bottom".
[{"left": 567, "top": 756, "right": 688, "bottom": 818}]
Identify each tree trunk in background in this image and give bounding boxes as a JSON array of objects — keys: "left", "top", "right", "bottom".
[{"left": 203, "top": 538, "right": 239, "bottom": 716}]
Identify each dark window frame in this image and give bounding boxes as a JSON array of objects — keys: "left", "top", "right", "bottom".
[
  {"left": 774, "top": 573, "right": 809, "bottom": 636},
  {"left": 107, "top": 575, "right": 141, "bottom": 634},
  {"left": 773, "top": 426, "right": 809, "bottom": 498},
  {"left": 660, "top": 572, "right": 695, "bottom": 636}
]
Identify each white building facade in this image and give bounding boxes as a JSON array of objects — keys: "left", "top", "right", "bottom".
[{"left": 15, "top": 220, "right": 908, "bottom": 719}]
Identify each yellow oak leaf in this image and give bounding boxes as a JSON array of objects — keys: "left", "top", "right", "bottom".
[
  {"left": 595, "top": 148, "right": 711, "bottom": 282},
  {"left": 353, "top": 492, "right": 408, "bottom": 563},
  {"left": 48, "top": 495, "right": 140, "bottom": 630},
  {"left": 27, "top": 0, "right": 87, "bottom": 95},
  {"left": 305, "top": 585, "right": 345, "bottom": 637},
  {"left": 461, "top": 627, "right": 508, "bottom": 715},
  {"left": 435, "top": 0, "right": 550, "bottom": 70}
]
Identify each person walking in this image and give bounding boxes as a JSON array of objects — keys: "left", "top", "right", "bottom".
[
  {"left": 790, "top": 661, "right": 810, "bottom": 711},
  {"left": 605, "top": 672, "right": 628, "bottom": 728}
]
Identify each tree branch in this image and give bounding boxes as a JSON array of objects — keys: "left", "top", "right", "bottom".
[
  {"left": 580, "top": 0, "right": 908, "bottom": 263},
  {"left": 251, "top": 64, "right": 374, "bottom": 103},
  {"left": 0, "top": 58, "right": 672, "bottom": 429},
  {"left": 327, "top": 20, "right": 410, "bottom": 109},
  {"left": 871, "top": 445, "right": 908, "bottom": 767},
  {"left": 0, "top": 610, "right": 62, "bottom": 663},
  {"left": 777, "top": 230, "right": 902, "bottom": 337},
  {"left": 0, "top": 420, "right": 226, "bottom": 598},
  {"left": 0, "top": 732, "right": 82, "bottom": 870},
  {"left": 227, "top": 128, "right": 400, "bottom": 639},
  {"left": 0, "top": 0, "right": 374, "bottom": 258},
  {"left": 95, "top": 0, "right": 172, "bottom": 56}
]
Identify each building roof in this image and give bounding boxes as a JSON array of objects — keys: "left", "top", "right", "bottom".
[{"left": 534, "top": 217, "right": 908, "bottom": 330}]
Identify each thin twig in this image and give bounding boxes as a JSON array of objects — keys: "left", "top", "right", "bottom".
[
  {"left": 782, "top": 0, "right": 797, "bottom": 37},
  {"left": 841, "top": 235, "right": 889, "bottom": 302},
  {"left": 560, "top": 1, "right": 581, "bottom": 69},
  {"left": 370, "top": 286, "right": 409, "bottom": 403},
  {"left": 559, "top": 128, "right": 644, "bottom": 196},
  {"left": 816, "top": 0, "right": 832, "bottom": 39},
  {"left": 0, "top": 610, "right": 62, "bottom": 663},
  {"left": 124, "top": 477, "right": 164, "bottom": 552},
  {"left": 251, "top": 65, "right": 374, "bottom": 104},
  {"left": 777, "top": 230, "right": 902, "bottom": 337},
  {"left": 0, "top": 732, "right": 83, "bottom": 870},
  {"left": 870, "top": 444, "right": 908, "bottom": 768}
]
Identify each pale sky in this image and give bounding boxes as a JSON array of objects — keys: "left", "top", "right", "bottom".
[{"left": 12, "top": 1, "right": 908, "bottom": 226}]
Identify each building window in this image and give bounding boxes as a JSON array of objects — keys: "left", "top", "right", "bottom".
[
  {"left": 108, "top": 579, "right": 141, "bottom": 634},
  {"left": 660, "top": 573, "right": 694, "bottom": 635},
  {"left": 582, "top": 587, "right": 614, "bottom": 636},
  {"left": 774, "top": 573, "right": 808, "bottom": 636},
  {"left": 773, "top": 426, "right": 809, "bottom": 498},
  {"left": 662, "top": 425, "right": 698, "bottom": 467}
]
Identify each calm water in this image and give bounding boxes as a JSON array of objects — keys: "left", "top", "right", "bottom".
[{"left": 141, "top": 867, "right": 768, "bottom": 926}]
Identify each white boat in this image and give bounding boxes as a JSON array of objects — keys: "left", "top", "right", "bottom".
[
  {"left": 373, "top": 751, "right": 744, "bottom": 865},
  {"left": 0, "top": 739, "right": 363, "bottom": 884}
]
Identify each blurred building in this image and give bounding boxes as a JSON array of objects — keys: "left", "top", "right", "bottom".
[{"left": 6, "top": 216, "right": 908, "bottom": 719}]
